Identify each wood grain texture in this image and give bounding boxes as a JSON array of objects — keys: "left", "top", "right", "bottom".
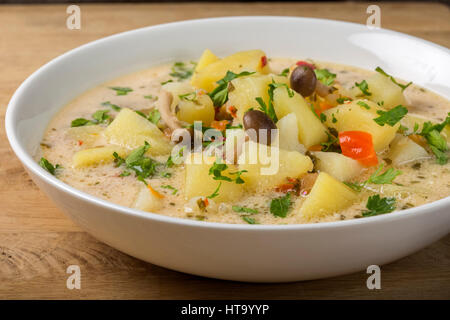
[{"left": 0, "top": 2, "right": 449, "bottom": 299}]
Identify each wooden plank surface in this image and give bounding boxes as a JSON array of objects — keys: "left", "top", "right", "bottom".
[{"left": 0, "top": 2, "right": 449, "bottom": 299}]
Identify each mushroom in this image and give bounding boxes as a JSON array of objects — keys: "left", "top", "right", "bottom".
[{"left": 156, "top": 90, "right": 182, "bottom": 132}]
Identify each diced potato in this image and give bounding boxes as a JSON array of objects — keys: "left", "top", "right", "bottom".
[
  {"left": 191, "top": 50, "right": 269, "bottom": 92},
  {"left": 66, "top": 125, "right": 104, "bottom": 147},
  {"left": 224, "top": 128, "right": 246, "bottom": 164},
  {"left": 323, "top": 100, "right": 398, "bottom": 152},
  {"left": 134, "top": 185, "right": 163, "bottom": 212},
  {"left": 103, "top": 108, "right": 172, "bottom": 155},
  {"left": 387, "top": 135, "right": 429, "bottom": 166},
  {"left": 313, "top": 151, "right": 364, "bottom": 182},
  {"left": 276, "top": 113, "right": 306, "bottom": 153},
  {"left": 73, "top": 146, "right": 127, "bottom": 168},
  {"left": 273, "top": 87, "right": 328, "bottom": 148},
  {"left": 238, "top": 141, "right": 313, "bottom": 192},
  {"left": 299, "top": 172, "right": 358, "bottom": 220},
  {"left": 193, "top": 49, "right": 220, "bottom": 73},
  {"left": 401, "top": 113, "right": 433, "bottom": 133},
  {"left": 348, "top": 73, "right": 407, "bottom": 109},
  {"left": 228, "top": 74, "right": 288, "bottom": 121},
  {"left": 164, "top": 82, "right": 215, "bottom": 125},
  {"left": 185, "top": 155, "right": 244, "bottom": 202}
]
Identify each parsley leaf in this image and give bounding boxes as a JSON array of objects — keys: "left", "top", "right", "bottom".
[
  {"left": 161, "top": 184, "right": 178, "bottom": 195},
  {"left": 357, "top": 101, "right": 371, "bottom": 110},
  {"left": 208, "top": 161, "right": 232, "bottom": 182},
  {"left": 208, "top": 71, "right": 255, "bottom": 107},
  {"left": 207, "top": 182, "right": 222, "bottom": 199},
  {"left": 39, "top": 157, "right": 59, "bottom": 175},
  {"left": 109, "top": 87, "right": 133, "bottom": 96},
  {"left": 375, "top": 67, "right": 412, "bottom": 91},
  {"left": 71, "top": 118, "right": 93, "bottom": 127},
  {"left": 419, "top": 117, "right": 449, "bottom": 165},
  {"left": 314, "top": 68, "right": 336, "bottom": 86},
  {"left": 362, "top": 195, "right": 396, "bottom": 217},
  {"left": 147, "top": 109, "right": 161, "bottom": 125},
  {"left": 170, "top": 61, "right": 195, "bottom": 80},
  {"left": 101, "top": 101, "right": 121, "bottom": 111},
  {"left": 337, "top": 97, "right": 352, "bottom": 104},
  {"left": 367, "top": 165, "right": 402, "bottom": 184},
  {"left": 92, "top": 110, "right": 110, "bottom": 124},
  {"left": 355, "top": 80, "right": 371, "bottom": 96},
  {"left": 270, "top": 193, "right": 292, "bottom": 218},
  {"left": 242, "top": 216, "right": 258, "bottom": 224},
  {"left": 278, "top": 68, "right": 290, "bottom": 77},
  {"left": 229, "top": 170, "right": 248, "bottom": 184},
  {"left": 373, "top": 105, "right": 408, "bottom": 127},
  {"left": 320, "top": 131, "right": 341, "bottom": 152},
  {"left": 114, "top": 141, "right": 158, "bottom": 184},
  {"left": 232, "top": 206, "right": 258, "bottom": 214}
]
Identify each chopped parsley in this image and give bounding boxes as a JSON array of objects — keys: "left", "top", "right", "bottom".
[
  {"left": 161, "top": 185, "right": 178, "bottom": 195},
  {"left": 337, "top": 97, "right": 352, "bottom": 104},
  {"left": 39, "top": 157, "right": 59, "bottom": 175},
  {"left": 270, "top": 193, "right": 292, "bottom": 218},
  {"left": 170, "top": 61, "right": 195, "bottom": 80},
  {"left": 179, "top": 92, "right": 197, "bottom": 102},
  {"left": 208, "top": 161, "right": 247, "bottom": 184},
  {"left": 278, "top": 68, "right": 290, "bottom": 77},
  {"left": 355, "top": 80, "right": 371, "bottom": 96},
  {"left": 362, "top": 195, "right": 396, "bottom": 217},
  {"left": 144, "top": 95, "right": 158, "bottom": 100},
  {"left": 242, "top": 216, "right": 257, "bottom": 224},
  {"left": 207, "top": 182, "right": 222, "bottom": 199},
  {"left": 232, "top": 206, "right": 258, "bottom": 214},
  {"left": 320, "top": 131, "right": 341, "bottom": 153},
  {"left": 161, "top": 79, "right": 173, "bottom": 85},
  {"left": 319, "top": 113, "right": 327, "bottom": 123},
  {"left": 109, "top": 87, "right": 133, "bottom": 96},
  {"left": 101, "top": 101, "right": 121, "bottom": 111},
  {"left": 373, "top": 105, "right": 408, "bottom": 127},
  {"left": 113, "top": 141, "right": 158, "bottom": 184},
  {"left": 147, "top": 109, "right": 161, "bottom": 125},
  {"left": 357, "top": 101, "right": 371, "bottom": 110},
  {"left": 208, "top": 70, "right": 255, "bottom": 107},
  {"left": 256, "top": 81, "right": 293, "bottom": 123},
  {"left": 344, "top": 164, "right": 402, "bottom": 192},
  {"left": 314, "top": 68, "right": 336, "bottom": 86},
  {"left": 419, "top": 113, "right": 450, "bottom": 164},
  {"left": 375, "top": 67, "right": 412, "bottom": 91},
  {"left": 70, "top": 109, "right": 110, "bottom": 127}
]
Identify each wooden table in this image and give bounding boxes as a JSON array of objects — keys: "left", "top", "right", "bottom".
[{"left": 0, "top": 2, "right": 449, "bottom": 299}]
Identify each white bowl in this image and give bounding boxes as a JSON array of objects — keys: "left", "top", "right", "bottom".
[{"left": 6, "top": 17, "right": 450, "bottom": 282}]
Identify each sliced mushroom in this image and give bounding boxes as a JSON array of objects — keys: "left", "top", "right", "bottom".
[{"left": 156, "top": 90, "right": 182, "bottom": 132}]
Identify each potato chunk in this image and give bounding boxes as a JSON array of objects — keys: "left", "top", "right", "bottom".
[
  {"left": 299, "top": 172, "right": 358, "bottom": 220},
  {"left": 238, "top": 141, "right": 313, "bottom": 192},
  {"left": 66, "top": 125, "right": 103, "bottom": 147},
  {"left": 348, "top": 73, "right": 407, "bottom": 109},
  {"left": 323, "top": 100, "right": 398, "bottom": 152},
  {"left": 273, "top": 87, "right": 328, "bottom": 148},
  {"left": 191, "top": 50, "right": 269, "bottom": 92},
  {"left": 185, "top": 155, "right": 244, "bottom": 202},
  {"left": 103, "top": 108, "right": 172, "bottom": 155},
  {"left": 387, "top": 135, "right": 429, "bottom": 166},
  {"left": 313, "top": 151, "right": 364, "bottom": 182},
  {"left": 228, "top": 74, "right": 288, "bottom": 121},
  {"left": 163, "top": 82, "right": 215, "bottom": 126},
  {"left": 276, "top": 113, "right": 306, "bottom": 153},
  {"left": 194, "top": 49, "right": 220, "bottom": 72},
  {"left": 73, "top": 146, "right": 127, "bottom": 168},
  {"left": 134, "top": 185, "right": 163, "bottom": 212}
]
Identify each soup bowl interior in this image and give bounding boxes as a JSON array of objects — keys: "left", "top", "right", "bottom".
[{"left": 6, "top": 17, "right": 450, "bottom": 282}]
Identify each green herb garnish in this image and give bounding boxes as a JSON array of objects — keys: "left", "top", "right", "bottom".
[
  {"left": 207, "top": 182, "right": 222, "bottom": 199},
  {"left": 362, "top": 195, "right": 396, "bottom": 217},
  {"left": 39, "top": 157, "right": 59, "bottom": 175},
  {"left": 355, "top": 80, "right": 371, "bottom": 96},
  {"left": 357, "top": 101, "right": 371, "bottom": 110},
  {"left": 161, "top": 185, "right": 178, "bottom": 195},
  {"left": 242, "top": 216, "right": 257, "bottom": 224},
  {"left": 375, "top": 67, "right": 412, "bottom": 91},
  {"left": 101, "top": 101, "right": 121, "bottom": 111},
  {"left": 270, "top": 193, "right": 292, "bottom": 218},
  {"left": 208, "top": 70, "right": 255, "bottom": 107},
  {"left": 232, "top": 206, "right": 258, "bottom": 214},
  {"left": 278, "top": 68, "right": 290, "bottom": 77},
  {"left": 314, "top": 68, "right": 336, "bottom": 86},
  {"left": 170, "top": 61, "right": 195, "bottom": 80},
  {"left": 373, "top": 105, "right": 408, "bottom": 127},
  {"left": 109, "top": 87, "right": 133, "bottom": 96}
]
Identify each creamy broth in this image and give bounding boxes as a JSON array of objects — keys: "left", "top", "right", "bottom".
[{"left": 37, "top": 56, "right": 450, "bottom": 224}]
